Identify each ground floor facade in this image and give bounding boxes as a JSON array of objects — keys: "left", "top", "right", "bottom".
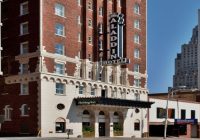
[{"left": 0, "top": 73, "right": 152, "bottom": 138}]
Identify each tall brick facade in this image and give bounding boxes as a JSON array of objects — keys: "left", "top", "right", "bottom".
[{"left": 0, "top": 0, "right": 149, "bottom": 137}]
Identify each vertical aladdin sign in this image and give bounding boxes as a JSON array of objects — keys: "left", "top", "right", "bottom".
[{"left": 103, "top": 13, "right": 130, "bottom": 65}]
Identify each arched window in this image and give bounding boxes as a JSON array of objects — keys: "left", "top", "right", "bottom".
[
  {"left": 134, "top": 3, "right": 140, "bottom": 14},
  {"left": 55, "top": 117, "right": 66, "bottom": 133},
  {"left": 4, "top": 105, "right": 12, "bottom": 121},
  {"left": 114, "top": 112, "right": 119, "bottom": 116},
  {"left": 20, "top": 104, "right": 29, "bottom": 116},
  {"left": 83, "top": 110, "right": 90, "bottom": 115},
  {"left": 99, "top": 111, "right": 105, "bottom": 115},
  {"left": 134, "top": 120, "right": 140, "bottom": 131}
]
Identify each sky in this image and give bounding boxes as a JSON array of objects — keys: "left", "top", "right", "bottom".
[{"left": 147, "top": 0, "right": 200, "bottom": 93}]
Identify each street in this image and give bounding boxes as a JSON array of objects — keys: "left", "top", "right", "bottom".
[{"left": 0, "top": 137, "right": 198, "bottom": 140}]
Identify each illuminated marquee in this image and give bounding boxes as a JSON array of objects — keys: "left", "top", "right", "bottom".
[{"left": 103, "top": 13, "right": 130, "bottom": 65}]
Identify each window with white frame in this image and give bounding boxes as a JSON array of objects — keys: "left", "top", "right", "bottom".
[
  {"left": 20, "top": 104, "right": 29, "bottom": 116},
  {"left": 118, "top": 0, "right": 122, "bottom": 7},
  {"left": 77, "top": 0, "right": 82, "bottom": 6},
  {"left": 134, "top": 3, "right": 140, "bottom": 15},
  {"left": 21, "top": 63, "right": 29, "bottom": 74},
  {"left": 55, "top": 44, "right": 64, "bottom": 55},
  {"left": 134, "top": 34, "right": 140, "bottom": 44},
  {"left": 4, "top": 105, "right": 12, "bottom": 121},
  {"left": 99, "top": 7, "right": 103, "bottom": 16},
  {"left": 56, "top": 83, "right": 65, "bottom": 95},
  {"left": 79, "top": 85, "right": 84, "bottom": 94},
  {"left": 88, "top": 19, "right": 92, "bottom": 27},
  {"left": 99, "top": 23, "right": 103, "bottom": 34},
  {"left": 20, "top": 1, "right": 29, "bottom": 16},
  {"left": 134, "top": 49, "right": 140, "bottom": 58},
  {"left": 134, "top": 79, "right": 141, "bottom": 87},
  {"left": 135, "top": 93, "right": 140, "bottom": 101},
  {"left": 88, "top": 36, "right": 92, "bottom": 45},
  {"left": 91, "top": 87, "right": 95, "bottom": 95},
  {"left": 20, "top": 22, "right": 29, "bottom": 35},
  {"left": 134, "top": 19, "right": 140, "bottom": 29},
  {"left": 77, "top": 15, "right": 82, "bottom": 25},
  {"left": 55, "top": 63, "right": 65, "bottom": 74},
  {"left": 20, "top": 83, "right": 29, "bottom": 95},
  {"left": 55, "top": 23, "right": 65, "bottom": 36},
  {"left": 55, "top": 3, "right": 65, "bottom": 17},
  {"left": 134, "top": 64, "right": 140, "bottom": 72},
  {"left": 20, "top": 42, "right": 28, "bottom": 54},
  {"left": 88, "top": 1, "right": 92, "bottom": 10},
  {"left": 78, "top": 32, "right": 82, "bottom": 42}
]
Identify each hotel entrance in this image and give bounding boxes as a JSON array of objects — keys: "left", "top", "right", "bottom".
[{"left": 99, "top": 123, "right": 105, "bottom": 136}]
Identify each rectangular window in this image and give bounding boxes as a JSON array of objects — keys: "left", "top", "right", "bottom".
[
  {"left": 21, "top": 63, "right": 29, "bottom": 74},
  {"left": 78, "top": 33, "right": 82, "bottom": 42},
  {"left": 168, "top": 108, "right": 175, "bottom": 119},
  {"left": 134, "top": 20, "right": 140, "bottom": 29},
  {"left": 20, "top": 83, "right": 29, "bottom": 95},
  {"left": 134, "top": 64, "right": 140, "bottom": 72},
  {"left": 99, "top": 7, "right": 103, "bottom": 16},
  {"left": 77, "top": 15, "right": 82, "bottom": 25},
  {"left": 118, "top": 0, "right": 121, "bottom": 7},
  {"left": 20, "top": 42, "right": 28, "bottom": 54},
  {"left": 134, "top": 34, "right": 140, "bottom": 44},
  {"left": 20, "top": 22, "right": 29, "bottom": 35},
  {"left": 134, "top": 79, "right": 141, "bottom": 87},
  {"left": 134, "top": 49, "right": 140, "bottom": 58},
  {"left": 77, "top": 0, "right": 82, "bottom": 6},
  {"left": 91, "top": 88, "right": 95, "bottom": 95},
  {"left": 181, "top": 109, "right": 186, "bottom": 119},
  {"left": 134, "top": 122, "right": 140, "bottom": 131},
  {"left": 191, "top": 110, "right": 195, "bottom": 119},
  {"left": 99, "top": 23, "right": 103, "bottom": 34},
  {"left": 55, "top": 63, "right": 65, "bottom": 75},
  {"left": 55, "top": 23, "right": 65, "bottom": 36},
  {"left": 157, "top": 108, "right": 166, "bottom": 118},
  {"left": 56, "top": 83, "right": 64, "bottom": 95},
  {"left": 55, "top": 44, "right": 64, "bottom": 55},
  {"left": 134, "top": 4, "right": 140, "bottom": 15},
  {"left": 79, "top": 86, "right": 84, "bottom": 94},
  {"left": 56, "top": 122, "right": 65, "bottom": 133},
  {"left": 20, "top": 1, "right": 29, "bottom": 16},
  {"left": 55, "top": 3, "right": 65, "bottom": 17}
]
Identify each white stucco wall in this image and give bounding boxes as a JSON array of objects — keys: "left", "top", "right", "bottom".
[
  {"left": 39, "top": 75, "right": 149, "bottom": 138},
  {"left": 149, "top": 98, "right": 200, "bottom": 124}
]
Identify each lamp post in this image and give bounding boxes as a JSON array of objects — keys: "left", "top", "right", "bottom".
[{"left": 163, "top": 86, "right": 198, "bottom": 139}]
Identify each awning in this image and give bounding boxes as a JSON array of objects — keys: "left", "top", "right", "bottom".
[{"left": 74, "top": 97, "right": 154, "bottom": 108}]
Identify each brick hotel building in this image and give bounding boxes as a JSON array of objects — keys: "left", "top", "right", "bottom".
[{"left": 0, "top": 0, "right": 152, "bottom": 138}]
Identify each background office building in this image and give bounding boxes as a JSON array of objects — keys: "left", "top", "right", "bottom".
[
  {"left": 0, "top": 0, "right": 152, "bottom": 138},
  {"left": 173, "top": 25, "right": 198, "bottom": 89},
  {"left": 173, "top": 10, "right": 200, "bottom": 90}
]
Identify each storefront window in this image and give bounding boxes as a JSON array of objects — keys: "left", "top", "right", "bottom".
[{"left": 56, "top": 122, "right": 65, "bottom": 133}]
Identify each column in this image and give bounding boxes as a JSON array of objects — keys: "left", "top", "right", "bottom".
[
  {"left": 109, "top": 111, "right": 114, "bottom": 137},
  {"left": 94, "top": 110, "right": 99, "bottom": 137}
]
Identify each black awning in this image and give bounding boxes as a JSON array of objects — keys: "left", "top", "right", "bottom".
[{"left": 74, "top": 97, "right": 154, "bottom": 108}]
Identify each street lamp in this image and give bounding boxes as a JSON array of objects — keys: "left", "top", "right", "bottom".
[{"left": 163, "top": 86, "right": 186, "bottom": 139}]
